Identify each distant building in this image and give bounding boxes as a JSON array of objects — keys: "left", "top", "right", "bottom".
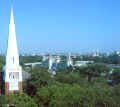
[
  {"left": 24, "top": 62, "right": 42, "bottom": 68},
  {"left": 92, "top": 49, "right": 100, "bottom": 57},
  {"left": 74, "top": 61, "right": 94, "bottom": 67},
  {"left": 47, "top": 55, "right": 56, "bottom": 75},
  {"left": 48, "top": 55, "right": 53, "bottom": 72},
  {"left": 67, "top": 53, "right": 73, "bottom": 67}
]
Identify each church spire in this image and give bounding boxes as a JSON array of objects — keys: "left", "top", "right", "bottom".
[
  {"left": 6, "top": 7, "right": 19, "bottom": 68},
  {"left": 10, "top": 7, "right": 14, "bottom": 25},
  {"left": 3, "top": 7, "right": 23, "bottom": 94}
]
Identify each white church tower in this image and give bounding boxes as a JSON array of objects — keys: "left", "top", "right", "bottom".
[{"left": 3, "top": 8, "right": 22, "bottom": 95}]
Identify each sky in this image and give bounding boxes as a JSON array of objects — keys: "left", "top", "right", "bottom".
[{"left": 0, "top": 0, "right": 120, "bottom": 54}]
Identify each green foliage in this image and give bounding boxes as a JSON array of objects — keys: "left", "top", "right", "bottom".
[
  {"left": 0, "top": 95, "right": 6, "bottom": 107},
  {"left": 76, "top": 55, "right": 109, "bottom": 63},
  {"left": 0, "top": 93, "right": 37, "bottom": 107},
  {"left": 30, "top": 67, "right": 54, "bottom": 87},
  {"left": 26, "top": 67, "right": 55, "bottom": 96},
  {"left": 108, "top": 53, "right": 120, "bottom": 64},
  {"left": 75, "top": 53, "right": 120, "bottom": 64},
  {"left": 35, "top": 83, "right": 120, "bottom": 107},
  {"left": 109, "top": 69, "right": 120, "bottom": 85},
  {"left": 19, "top": 55, "right": 42, "bottom": 66},
  {"left": 0, "top": 55, "right": 5, "bottom": 71},
  {"left": 25, "top": 65, "right": 120, "bottom": 107},
  {"left": 74, "top": 63, "right": 110, "bottom": 82},
  {"left": 55, "top": 72, "right": 82, "bottom": 84},
  {"left": 0, "top": 55, "right": 120, "bottom": 107}
]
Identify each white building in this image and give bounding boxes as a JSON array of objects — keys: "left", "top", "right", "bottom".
[
  {"left": 74, "top": 61, "right": 94, "bottom": 67},
  {"left": 67, "top": 53, "right": 73, "bottom": 67}
]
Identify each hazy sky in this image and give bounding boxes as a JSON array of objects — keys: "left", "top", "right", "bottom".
[{"left": 0, "top": 0, "right": 120, "bottom": 54}]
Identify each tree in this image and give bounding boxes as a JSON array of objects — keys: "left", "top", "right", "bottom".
[
  {"left": 0, "top": 95, "right": 6, "bottom": 107},
  {"left": 0, "top": 93, "right": 37, "bottom": 107},
  {"left": 26, "top": 67, "right": 54, "bottom": 96},
  {"left": 35, "top": 83, "right": 120, "bottom": 107},
  {"left": 109, "top": 68, "right": 120, "bottom": 85},
  {"left": 108, "top": 52, "right": 120, "bottom": 64},
  {"left": 75, "top": 63, "right": 110, "bottom": 82},
  {"left": 35, "top": 84, "right": 83, "bottom": 107},
  {"left": 6, "top": 93, "right": 37, "bottom": 107},
  {"left": 55, "top": 72, "right": 81, "bottom": 84}
]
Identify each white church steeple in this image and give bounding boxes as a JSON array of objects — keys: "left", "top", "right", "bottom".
[
  {"left": 3, "top": 7, "right": 23, "bottom": 95},
  {"left": 6, "top": 7, "right": 19, "bottom": 68}
]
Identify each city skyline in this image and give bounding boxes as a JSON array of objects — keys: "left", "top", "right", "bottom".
[{"left": 0, "top": 0, "right": 120, "bottom": 53}]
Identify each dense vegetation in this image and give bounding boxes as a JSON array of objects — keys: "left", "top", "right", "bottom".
[
  {"left": 19, "top": 55, "right": 42, "bottom": 65},
  {"left": 0, "top": 54, "right": 120, "bottom": 107},
  {"left": 74, "top": 52, "right": 120, "bottom": 64}
]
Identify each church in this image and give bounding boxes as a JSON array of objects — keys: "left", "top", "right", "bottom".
[{"left": 0, "top": 8, "right": 22, "bottom": 95}]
